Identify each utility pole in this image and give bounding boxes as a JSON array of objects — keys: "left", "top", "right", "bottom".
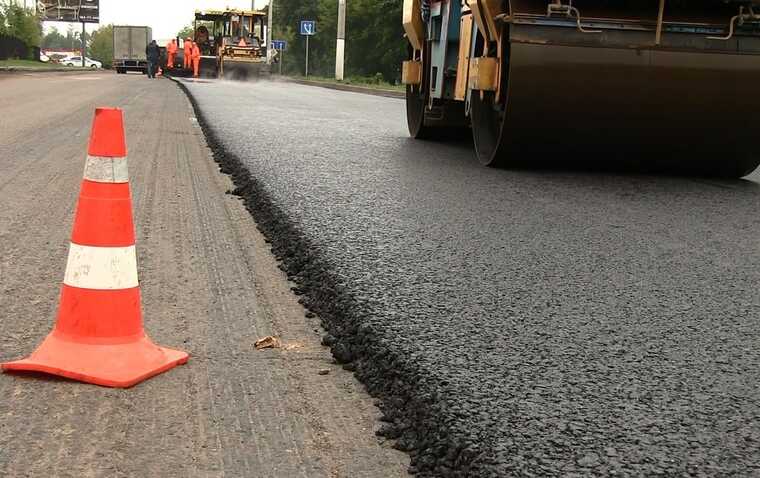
[
  {"left": 267, "top": 1, "right": 274, "bottom": 64},
  {"left": 253, "top": 0, "right": 275, "bottom": 64},
  {"left": 81, "top": 22, "right": 86, "bottom": 68},
  {"left": 335, "top": 0, "right": 346, "bottom": 80}
]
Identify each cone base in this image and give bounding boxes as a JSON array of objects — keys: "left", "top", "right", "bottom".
[{"left": 1, "top": 332, "right": 189, "bottom": 388}]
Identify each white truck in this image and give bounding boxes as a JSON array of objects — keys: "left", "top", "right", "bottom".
[{"left": 112, "top": 26, "right": 152, "bottom": 74}]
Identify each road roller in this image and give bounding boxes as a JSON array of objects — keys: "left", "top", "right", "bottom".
[
  {"left": 402, "top": 1, "right": 760, "bottom": 177},
  {"left": 193, "top": 9, "right": 271, "bottom": 80}
]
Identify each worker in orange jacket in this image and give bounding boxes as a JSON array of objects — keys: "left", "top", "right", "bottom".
[
  {"left": 166, "top": 39, "right": 177, "bottom": 69},
  {"left": 183, "top": 38, "right": 193, "bottom": 69},
  {"left": 192, "top": 42, "right": 201, "bottom": 78}
]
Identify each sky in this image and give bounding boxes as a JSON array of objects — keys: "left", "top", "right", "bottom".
[{"left": 42, "top": 0, "right": 269, "bottom": 40}]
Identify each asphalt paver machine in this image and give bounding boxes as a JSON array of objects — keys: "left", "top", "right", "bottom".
[
  {"left": 194, "top": 8, "right": 271, "bottom": 80},
  {"left": 402, "top": 0, "right": 760, "bottom": 177}
]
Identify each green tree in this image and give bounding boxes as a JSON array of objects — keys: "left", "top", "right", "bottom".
[
  {"left": 345, "top": 0, "right": 405, "bottom": 82},
  {"left": 89, "top": 24, "right": 113, "bottom": 68},
  {"left": 0, "top": 7, "right": 7, "bottom": 36},
  {"left": 269, "top": 0, "right": 332, "bottom": 76},
  {"left": 1, "top": 3, "right": 42, "bottom": 53},
  {"left": 270, "top": 0, "right": 405, "bottom": 82},
  {"left": 42, "top": 26, "right": 68, "bottom": 49},
  {"left": 177, "top": 24, "right": 194, "bottom": 40}
]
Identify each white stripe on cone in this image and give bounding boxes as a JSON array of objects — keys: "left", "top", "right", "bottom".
[
  {"left": 63, "top": 244, "right": 139, "bottom": 290},
  {"left": 83, "top": 155, "right": 129, "bottom": 183}
]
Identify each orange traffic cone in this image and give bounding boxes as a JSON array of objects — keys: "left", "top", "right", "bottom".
[{"left": 1, "top": 108, "right": 189, "bottom": 388}]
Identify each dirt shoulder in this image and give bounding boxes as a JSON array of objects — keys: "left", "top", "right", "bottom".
[{"left": 0, "top": 73, "right": 408, "bottom": 477}]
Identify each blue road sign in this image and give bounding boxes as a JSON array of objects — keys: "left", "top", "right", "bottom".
[
  {"left": 271, "top": 40, "right": 287, "bottom": 50},
  {"left": 300, "top": 21, "right": 316, "bottom": 36}
]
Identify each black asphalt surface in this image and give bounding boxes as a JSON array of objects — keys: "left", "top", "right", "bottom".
[{"left": 180, "top": 78, "right": 760, "bottom": 477}]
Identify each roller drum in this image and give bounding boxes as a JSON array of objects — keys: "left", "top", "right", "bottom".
[
  {"left": 221, "top": 60, "right": 270, "bottom": 81},
  {"left": 472, "top": 16, "right": 760, "bottom": 176}
]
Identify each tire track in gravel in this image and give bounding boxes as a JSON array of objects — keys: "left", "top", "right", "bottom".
[
  {"left": 180, "top": 111, "right": 298, "bottom": 477},
  {"left": 218, "top": 187, "right": 388, "bottom": 477},
  {"left": 170, "top": 101, "right": 227, "bottom": 476},
  {"left": 163, "top": 102, "right": 218, "bottom": 475},
  {"left": 0, "top": 77, "right": 145, "bottom": 195},
  {"left": 113, "top": 94, "right": 184, "bottom": 476}
]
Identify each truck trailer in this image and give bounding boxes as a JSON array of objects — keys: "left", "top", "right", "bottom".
[
  {"left": 113, "top": 25, "right": 152, "bottom": 74},
  {"left": 402, "top": 0, "right": 760, "bottom": 177}
]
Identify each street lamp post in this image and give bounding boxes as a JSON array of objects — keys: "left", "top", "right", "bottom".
[
  {"left": 267, "top": 1, "right": 274, "bottom": 64},
  {"left": 81, "top": 23, "right": 86, "bottom": 68},
  {"left": 336, "top": 0, "right": 346, "bottom": 80},
  {"left": 254, "top": 0, "right": 275, "bottom": 65}
]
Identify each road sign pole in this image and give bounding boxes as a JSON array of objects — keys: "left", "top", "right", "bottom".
[
  {"left": 299, "top": 21, "right": 315, "bottom": 78},
  {"left": 336, "top": 0, "right": 346, "bottom": 81},
  {"left": 279, "top": 49, "right": 283, "bottom": 75}
]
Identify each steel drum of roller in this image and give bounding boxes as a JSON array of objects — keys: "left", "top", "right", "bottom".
[{"left": 404, "top": 0, "right": 760, "bottom": 177}]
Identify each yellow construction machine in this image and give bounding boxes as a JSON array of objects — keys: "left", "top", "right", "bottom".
[
  {"left": 402, "top": 1, "right": 760, "bottom": 177},
  {"left": 194, "top": 9, "right": 271, "bottom": 80}
]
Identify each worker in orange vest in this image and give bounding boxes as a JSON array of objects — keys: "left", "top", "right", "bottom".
[
  {"left": 192, "top": 41, "right": 201, "bottom": 78},
  {"left": 166, "top": 39, "right": 177, "bottom": 69},
  {"left": 183, "top": 38, "right": 193, "bottom": 69}
]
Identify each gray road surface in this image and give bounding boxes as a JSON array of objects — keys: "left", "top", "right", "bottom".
[
  {"left": 0, "top": 72, "right": 408, "bottom": 477},
  {"left": 182, "top": 78, "right": 760, "bottom": 477}
]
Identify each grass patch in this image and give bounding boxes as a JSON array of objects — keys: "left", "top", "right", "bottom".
[
  {"left": 290, "top": 74, "right": 404, "bottom": 92},
  {"left": 0, "top": 59, "right": 86, "bottom": 69}
]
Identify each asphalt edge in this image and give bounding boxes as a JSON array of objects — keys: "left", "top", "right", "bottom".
[
  {"left": 282, "top": 77, "right": 405, "bottom": 99},
  {"left": 170, "top": 77, "right": 486, "bottom": 477}
]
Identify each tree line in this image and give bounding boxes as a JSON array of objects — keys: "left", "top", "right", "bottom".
[
  {"left": 41, "top": 24, "right": 113, "bottom": 67},
  {"left": 9, "top": 0, "right": 408, "bottom": 77},
  {"left": 270, "top": 0, "right": 407, "bottom": 82},
  {"left": 1, "top": 3, "right": 112, "bottom": 66},
  {"left": 0, "top": 3, "right": 41, "bottom": 58}
]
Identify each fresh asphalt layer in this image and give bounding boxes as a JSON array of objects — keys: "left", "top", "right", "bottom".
[{"left": 180, "top": 78, "right": 760, "bottom": 477}]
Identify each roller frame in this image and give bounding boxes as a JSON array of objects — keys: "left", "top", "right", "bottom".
[{"left": 402, "top": 0, "right": 760, "bottom": 177}]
